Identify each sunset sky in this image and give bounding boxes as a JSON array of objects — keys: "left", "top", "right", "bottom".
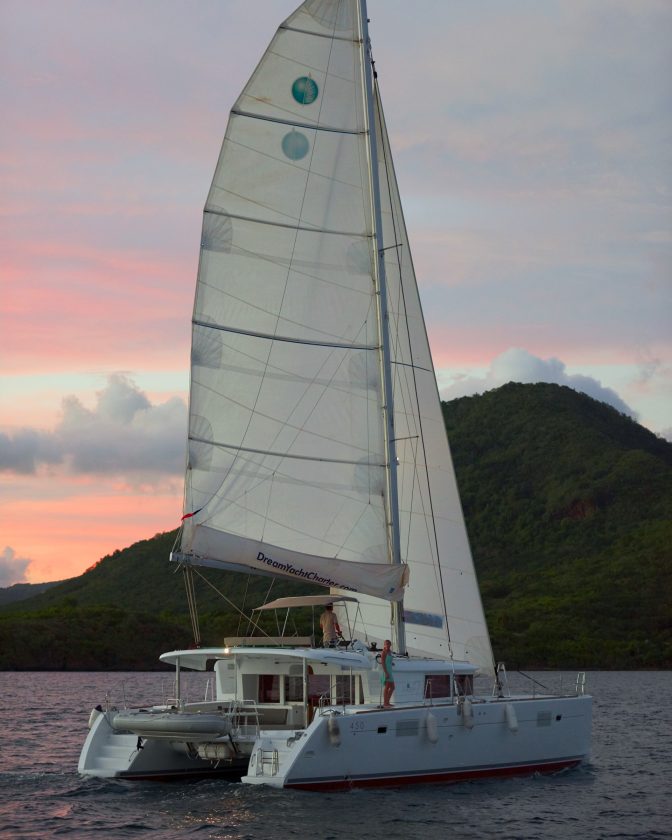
[{"left": 2, "top": 0, "right": 670, "bottom": 586}]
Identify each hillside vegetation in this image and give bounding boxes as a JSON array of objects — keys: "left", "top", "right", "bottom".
[
  {"left": 442, "top": 383, "right": 671, "bottom": 668},
  {"left": 1, "top": 383, "right": 670, "bottom": 669}
]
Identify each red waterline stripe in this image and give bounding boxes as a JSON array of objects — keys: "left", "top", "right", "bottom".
[{"left": 285, "top": 758, "right": 582, "bottom": 792}]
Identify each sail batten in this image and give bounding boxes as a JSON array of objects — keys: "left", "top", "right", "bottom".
[
  {"left": 188, "top": 435, "right": 384, "bottom": 467},
  {"left": 192, "top": 320, "right": 378, "bottom": 351},
  {"left": 232, "top": 108, "right": 366, "bottom": 136},
  {"left": 204, "top": 208, "right": 373, "bottom": 239},
  {"left": 280, "top": 24, "right": 360, "bottom": 43}
]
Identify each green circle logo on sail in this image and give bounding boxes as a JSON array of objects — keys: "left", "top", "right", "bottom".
[
  {"left": 282, "top": 130, "right": 309, "bottom": 160},
  {"left": 292, "top": 76, "right": 318, "bottom": 105}
]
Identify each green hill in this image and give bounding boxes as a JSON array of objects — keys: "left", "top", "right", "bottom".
[
  {"left": 1, "top": 382, "right": 670, "bottom": 670},
  {"left": 442, "top": 383, "right": 671, "bottom": 668},
  {"left": 0, "top": 580, "right": 64, "bottom": 606}
]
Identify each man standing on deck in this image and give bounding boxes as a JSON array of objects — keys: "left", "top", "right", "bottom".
[{"left": 320, "top": 603, "right": 342, "bottom": 647}]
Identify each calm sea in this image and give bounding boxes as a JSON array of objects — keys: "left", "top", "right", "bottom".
[{"left": 0, "top": 670, "right": 669, "bottom": 839}]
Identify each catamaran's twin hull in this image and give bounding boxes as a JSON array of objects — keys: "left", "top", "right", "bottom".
[
  {"left": 78, "top": 693, "right": 591, "bottom": 788},
  {"left": 78, "top": 709, "right": 249, "bottom": 781},
  {"left": 243, "top": 694, "right": 592, "bottom": 790}
]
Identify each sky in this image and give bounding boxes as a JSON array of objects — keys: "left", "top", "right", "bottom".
[{"left": 1, "top": 0, "right": 670, "bottom": 586}]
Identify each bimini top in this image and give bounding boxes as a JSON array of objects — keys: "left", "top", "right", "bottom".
[{"left": 254, "top": 595, "right": 359, "bottom": 611}]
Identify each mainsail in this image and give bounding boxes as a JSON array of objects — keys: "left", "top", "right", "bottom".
[{"left": 178, "top": 0, "right": 493, "bottom": 669}]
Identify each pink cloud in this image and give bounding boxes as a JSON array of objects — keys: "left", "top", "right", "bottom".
[
  {"left": 3, "top": 242, "right": 193, "bottom": 373},
  {"left": 2, "top": 481, "right": 182, "bottom": 583}
]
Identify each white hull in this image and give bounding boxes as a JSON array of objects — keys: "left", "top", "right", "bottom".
[
  {"left": 243, "top": 695, "right": 592, "bottom": 790},
  {"left": 78, "top": 647, "right": 592, "bottom": 788}
]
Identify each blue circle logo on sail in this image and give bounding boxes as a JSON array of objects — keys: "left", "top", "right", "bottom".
[
  {"left": 282, "top": 130, "right": 309, "bottom": 160},
  {"left": 291, "top": 76, "right": 318, "bottom": 105}
]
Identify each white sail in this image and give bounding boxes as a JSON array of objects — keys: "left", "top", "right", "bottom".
[
  {"left": 180, "top": 0, "right": 406, "bottom": 600},
  {"left": 180, "top": 0, "right": 493, "bottom": 671},
  {"left": 343, "top": 84, "right": 494, "bottom": 671}
]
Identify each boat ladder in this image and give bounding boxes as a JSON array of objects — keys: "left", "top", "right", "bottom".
[{"left": 256, "top": 747, "right": 279, "bottom": 776}]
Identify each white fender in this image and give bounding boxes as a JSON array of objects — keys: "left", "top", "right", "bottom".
[
  {"left": 505, "top": 702, "right": 519, "bottom": 733},
  {"left": 87, "top": 706, "right": 103, "bottom": 730},
  {"left": 425, "top": 711, "right": 439, "bottom": 743},
  {"left": 327, "top": 715, "right": 341, "bottom": 746},
  {"left": 462, "top": 697, "right": 474, "bottom": 729}
]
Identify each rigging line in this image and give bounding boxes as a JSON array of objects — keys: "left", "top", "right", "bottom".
[
  {"left": 193, "top": 318, "right": 377, "bottom": 351},
  {"left": 205, "top": 207, "right": 371, "bottom": 239},
  {"left": 183, "top": 566, "right": 201, "bottom": 647},
  {"left": 237, "top": 575, "right": 252, "bottom": 637},
  {"left": 232, "top": 108, "right": 366, "bottom": 136},
  {"left": 190, "top": 566, "right": 274, "bottom": 637},
  {"left": 374, "top": 79, "right": 452, "bottom": 647}
]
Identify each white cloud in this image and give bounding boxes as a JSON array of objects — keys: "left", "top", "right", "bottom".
[
  {"left": 440, "top": 347, "right": 636, "bottom": 418},
  {"left": 0, "top": 374, "right": 187, "bottom": 477},
  {"left": 0, "top": 546, "right": 31, "bottom": 587}
]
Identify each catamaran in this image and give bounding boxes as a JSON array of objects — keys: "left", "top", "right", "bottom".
[{"left": 79, "top": 0, "right": 591, "bottom": 788}]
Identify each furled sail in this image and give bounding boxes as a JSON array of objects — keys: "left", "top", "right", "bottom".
[{"left": 179, "top": 0, "right": 408, "bottom": 601}]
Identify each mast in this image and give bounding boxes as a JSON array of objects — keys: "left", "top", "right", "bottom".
[{"left": 359, "top": 1, "right": 406, "bottom": 655}]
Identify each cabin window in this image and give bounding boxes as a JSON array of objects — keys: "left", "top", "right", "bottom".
[
  {"left": 259, "top": 674, "right": 280, "bottom": 703},
  {"left": 284, "top": 676, "right": 303, "bottom": 702},
  {"left": 454, "top": 675, "right": 474, "bottom": 696},
  {"left": 537, "top": 710, "right": 552, "bottom": 727},
  {"left": 424, "top": 674, "right": 451, "bottom": 700},
  {"left": 335, "top": 674, "right": 357, "bottom": 704},
  {"left": 308, "top": 674, "right": 330, "bottom": 706}
]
